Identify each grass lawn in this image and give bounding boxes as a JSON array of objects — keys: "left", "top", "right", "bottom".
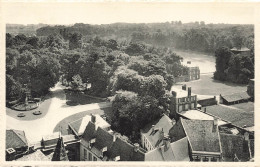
[
  {"left": 53, "top": 107, "right": 112, "bottom": 135},
  {"left": 65, "top": 90, "right": 105, "bottom": 106},
  {"left": 173, "top": 74, "right": 247, "bottom": 96},
  {"left": 230, "top": 102, "right": 254, "bottom": 112}
]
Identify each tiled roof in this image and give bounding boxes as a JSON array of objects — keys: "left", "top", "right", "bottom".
[
  {"left": 141, "top": 114, "right": 175, "bottom": 148},
  {"left": 205, "top": 105, "right": 254, "bottom": 128},
  {"left": 178, "top": 110, "right": 228, "bottom": 126},
  {"left": 220, "top": 133, "right": 250, "bottom": 161},
  {"left": 6, "top": 129, "right": 28, "bottom": 149},
  {"left": 82, "top": 121, "right": 97, "bottom": 142},
  {"left": 68, "top": 114, "right": 110, "bottom": 136},
  {"left": 16, "top": 150, "right": 50, "bottom": 161},
  {"left": 82, "top": 125, "right": 145, "bottom": 161},
  {"left": 221, "top": 92, "right": 251, "bottom": 103},
  {"left": 51, "top": 137, "right": 69, "bottom": 161},
  {"left": 145, "top": 137, "right": 190, "bottom": 161},
  {"left": 180, "top": 118, "right": 221, "bottom": 153}
]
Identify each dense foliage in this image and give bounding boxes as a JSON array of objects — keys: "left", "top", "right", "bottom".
[{"left": 214, "top": 47, "right": 254, "bottom": 84}]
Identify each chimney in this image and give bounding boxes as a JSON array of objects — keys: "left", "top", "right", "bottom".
[
  {"left": 151, "top": 125, "right": 155, "bottom": 133},
  {"left": 134, "top": 143, "right": 140, "bottom": 152},
  {"left": 113, "top": 134, "right": 117, "bottom": 142},
  {"left": 91, "top": 114, "right": 96, "bottom": 123},
  {"left": 160, "top": 128, "right": 164, "bottom": 140},
  {"left": 188, "top": 87, "right": 191, "bottom": 97},
  {"left": 172, "top": 91, "right": 177, "bottom": 97},
  {"left": 213, "top": 117, "right": 218, "bottom": 126},
  {"left": 182, "top": 84, "right": 187, "bottom": 90},
  {"left": 204, "top": 108, "right": 206, "bottom": 113},
  {"left": 163, "top": 135, "right": 170, "bottom": 151}
]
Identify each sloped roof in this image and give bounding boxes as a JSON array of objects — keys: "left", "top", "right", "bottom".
[
  {"left": 180, "top": 118, "right": 221, "bottom": 153},
  {"left": 51, "top": 137, "right": 69, "bottom": 161},
  {"left": 221, "top": 92, "right": 251, "bottom": 103},
  {"left": 68, "top": 114, "right": 110, "bottom": 136},
  {"left": 145, "top": 137, "right": 190, "bottom": 161},
  {"left": 205, "top": 105, "right": 254, "bottom": 128},
  {"left": 179, "top": 110, "right": 228, "bottom": 126},
  {"left": 82, "top": 125, "right": 146, "bottom": 161},
  {"left": 6, "top": 129, "right": 28, "bottom": 149},
  {"left": 220, "top": 133, "right": 250, "bottom": 161},
  {"left": 16, "top": 150, "right": 50, "bottom": 161},
  {"left": 141, "top": 114, "right": 175, "bottom": 148}
]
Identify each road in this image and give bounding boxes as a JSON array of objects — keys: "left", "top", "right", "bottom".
[{"left": 6, "top": 83, "right": 111, "bottom": 144}]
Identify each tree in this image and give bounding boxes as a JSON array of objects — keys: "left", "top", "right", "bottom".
[
  {"left": 214, "top": 47, "right": 232, "bottom": 81},
  {"left": 69, "top": 32, "right": 82, "bottom": 49}
]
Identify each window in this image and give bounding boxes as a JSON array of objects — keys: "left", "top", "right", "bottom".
[
  {"left": 185, "top": 104, "right": 189, "bottom": 110},
  {"left": 193, "top": 156, "right": 200, "bottom": 162},
  {"left": 203, "top": 157, "right": 209, "bottom": 162},
  {"left": 211, "top": 157, "right": 217, "bottom": 162},
  {"left": 191, "top": 103, "right": 194, "bottom": 109},
  {"left": 93, "top": 157, "right": 97, "bottom": 161},
  {"left": 89, "top": 152, "right": 92, "bottom": 161},
  {"left": 179, "top": 105, "right": 183, "bottom": 112},
  {"left": 84, "top": 149, "right": 87, "bottom": 160}
]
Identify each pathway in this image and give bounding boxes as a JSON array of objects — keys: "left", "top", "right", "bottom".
[{"left": 6, "top": 83, "right": 111, "bottom": 143}]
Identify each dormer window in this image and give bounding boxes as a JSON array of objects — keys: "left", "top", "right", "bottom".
[{"left": 114, "top": 156, "right": 120, "bottom": 161}]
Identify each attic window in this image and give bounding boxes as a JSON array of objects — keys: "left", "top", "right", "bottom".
[{"left": 114, "top": 156, "right": 120, "bottom": 161}]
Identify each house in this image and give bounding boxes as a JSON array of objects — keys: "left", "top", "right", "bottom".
[
  {"left": 6, "top": 129, "right": 30, "bottom": 160},
  {"left": 169, "top": 118, "right": 222, "bottom": 161},
  {"left": 219, "top": 92, "right": 252, "bottom": 105},
  {"left": 16, "top": 150, "right": 50, "bottom": 161},
  {"left": 197, "top": 95, "right": 217, "bottom": 107},
  {"left": 174, "top": 61, "right": 200, "bottom": 82},
  {"left": 144, "top": 137, "right": 190, "bottom": 161},
  {"left": 68, "top": 114, "right": 111, "bottom": 137},
  {"left": 80, "top": 121, "right": 146, "bottom": 161},
  {"left": 170, "top": 86, "right": 197, "bottom": 119},
  {"left": 140, "top": 114, "right": 175, "bottom": 151},
  {"left": 178, "top": 109, "right": 229, "bottom": 126},
  {"left": 203, "top": 105, "right": 254, "bottom": 130},
  {"left": 247, "top": 79, "right": 254, "bottom": 98},
  {"left": 220, "top": 133, "right": 253, "bottom": 161}
]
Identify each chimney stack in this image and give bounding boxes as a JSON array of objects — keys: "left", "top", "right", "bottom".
[
  {"left": 91, "top": 114, "right": 96, "bottom": 123},
  {"left": 134, "top": 143, "right": 140, "bottom": 152},
  {"left": 163, "top": 135, "right": 170, "bottom": 151},
  {"left": 204, "top": 108, "right": 206, "bottom": 113},
  {"left": 188, "top": 87, "right": 191, "bottom": 97},
  {"left": 182, "top": 84, "right": 187, "bottom": 90}
]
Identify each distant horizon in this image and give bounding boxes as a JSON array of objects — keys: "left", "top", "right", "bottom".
[
  {"left": 5, "top": 21, "right": 255, "bottom": 26},
  {"left": 2, "top": 2, "right": 255, "bottom": 25}
]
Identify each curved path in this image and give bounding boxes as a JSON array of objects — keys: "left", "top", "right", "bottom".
[{"left": 6, "top": 83, "right": 111, "bottom": 143}]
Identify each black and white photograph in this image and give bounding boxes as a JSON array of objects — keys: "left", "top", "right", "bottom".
[{"left": 2, "top": 1, "right": 258, "bottom": 164}]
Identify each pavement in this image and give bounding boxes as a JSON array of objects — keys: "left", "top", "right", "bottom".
[{"left": 6, "top": 82, "right": 111, "bottom": 144}]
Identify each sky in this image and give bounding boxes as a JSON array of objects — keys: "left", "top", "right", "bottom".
[{"left": 1, "top": 2, "right": 256, "bottom": 25}]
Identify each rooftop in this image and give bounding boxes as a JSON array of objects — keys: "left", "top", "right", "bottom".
[
  {"left": 145, "top": 137, "right": 190, "bottom": 161},
  {"left": 6, "top": 129, "right": 28, "bottom": 149},
  {"left": 220, "top": 133, "right": 250, "bottom": 161},
  {"left": 179, "top": 110, "right": 228, "bottom": 126},
  {"left": 141, "top": 114, "right": 175, "bottom": 148},
  {"left": 16, "top": 150, "right": 50, "bottom": 161},
  {"left": 180, "top": 118, "right": 221, "bottom": 153},
  {"left": 68, "top": 114, "right": 110, "bottom": 136},
  {"left": 82, "top": 125, "right": 146, "bottom": 161},
  {"left": 221, "top": 91, "right": 251, "bottom": 103},
  {"left": 205, "top": 105, "right": 254, "bottom": 128},
  {"left": 171, "top": 87, "right": 195, "bottom": 98}
]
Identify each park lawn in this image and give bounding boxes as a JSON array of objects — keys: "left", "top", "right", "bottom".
[
  {"left": 174, "top": 74, "right": 247, "bottom": 96},
  {"left": 53, "top": 107, "right": 112, "bottom": 135},
  {"left": 65, "top": 90, "right": 105, "bottom": 106}
]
